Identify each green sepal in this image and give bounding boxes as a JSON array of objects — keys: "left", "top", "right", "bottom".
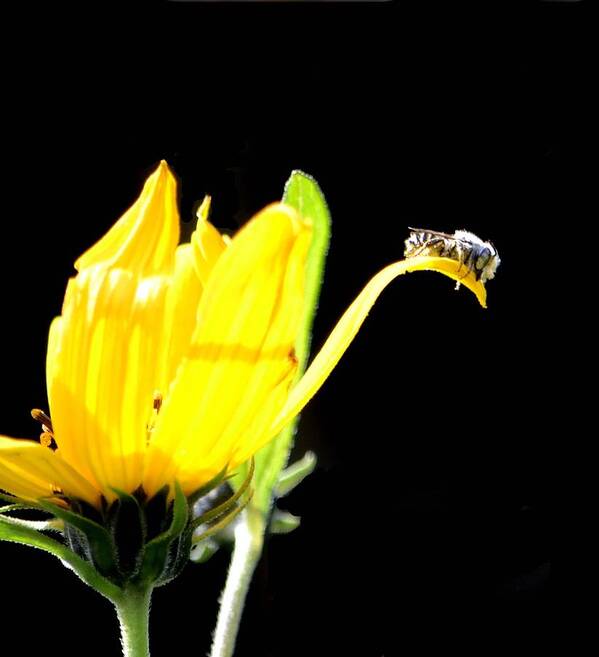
[
  {"left": 187, "top": 466, "right": 229, "bottom": 507},
  {"left": 0, "top": 514, "right": 122, "bottom": 602},
  {"left": 191, "top": 488, "right": 252, "bottom": 546},
  {"left": 190, "top": 459, "right": 254, "bottom": 532},
  {"left": 138, "top": 481, "right": 188, "bottom": 584},
  {"left": 1, "top": 503, "right": 33, "bottom": 512},
  {"left": 107, "top": 488, "right": 147, "bottom": 579},
  {"left": 143, "top": 485, "right": 171, "bottom": 540},
  {"left": 274, "top": 451, "right": 317, "bottom": 498},
  {"left": 269, "top": 509, "right": 301, "bottom": 535},
  {"left": 0, "top": 491, "right": 45, "bottom": 511},
  {"left": 0, "top": 505, "right": 63, "bottom": 532},
  {"left": 38, "top": 500, "right": 118, "bottom": 577},
  {"left": 154, "top": 526, "right": 193, "bottom": 587}
]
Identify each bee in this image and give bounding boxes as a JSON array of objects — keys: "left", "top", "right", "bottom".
[{"left": 404, "top": 227, "right": 500, "bottom": 284}]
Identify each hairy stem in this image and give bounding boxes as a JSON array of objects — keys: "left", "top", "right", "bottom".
[
  {"left": 114, "top": 585, "right": 153, "bottom": 657},
  {"left": 210, "top": 508, "right": 265, "bottom": 657}
]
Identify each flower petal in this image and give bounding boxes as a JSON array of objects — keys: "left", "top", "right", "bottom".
[
  {"left": 74, "top": 160, "right": 179, "bottom": 276},
  {"left": 143, "top": 203, "right": 311, "bottom": 497},
  {"left": 159, "top": 244, "right": 203, "bottom": 393},
  {"left": 399, "top": 255, "right": 487, "bottom": 307},
  {"left": 191, "top": 197, "right": 228, "bottom": 287},
  {"left": 157, "top": 200, "right": 228, "bottom": 392},
  {"left": 48, "top": 267, "right": 170, "bottom": 501},
  {"left": 0, "top": 436, "right": 99, "bottom": 506},
  {"left": 266, "top": 255, "right": 487, "bottom": 440},
  {"left": 46, "top": 164, "right": 181, "bottom": 503},
  {"left": 226, "top": 364, "right": 297, "bottom": 470}
]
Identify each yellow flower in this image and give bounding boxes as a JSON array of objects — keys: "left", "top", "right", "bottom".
[{"left": 0, "top": 162, "right": 487, "bottom": 510}]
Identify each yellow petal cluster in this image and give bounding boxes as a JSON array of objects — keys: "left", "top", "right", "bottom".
[{"left": 0, "top": 162, "right": 487, "bottom": 509}]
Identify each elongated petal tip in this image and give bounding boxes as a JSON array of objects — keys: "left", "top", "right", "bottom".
[
  {"left": 191, "top": 196, "right": 226, "bottom": 286},
  {"left": 75, "top": 161, "right": 180, "bottom": 275},
  {"left": 402, "top": 255, "right": 488, "bottom": 308},
  {"left": 196, "top": 195, "right": 212, "bottom": 223},
  {"left": 266, "top": 254, "right": 490, "bottom": 441}
]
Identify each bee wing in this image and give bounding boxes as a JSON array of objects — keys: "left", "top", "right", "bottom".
[{"left": 407, "top": 227, "right": 457, "bottom": 240}]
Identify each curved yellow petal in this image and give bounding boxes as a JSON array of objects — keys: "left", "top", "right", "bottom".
[
  {"left": 159, "top": 244, "right": 203, "bottom": 393},
  {"left": 180, "top": 227, "right": 310, "bottom": 488},
  {"left": 48, "top": 267, "right": 170, "bottom": 502},
  {"left": 159, "top": 200, "right": 227, "bottom": 390},
  {"left": 227, "top": 364, "right": 297, "bottom": 470},
  {"left": 143, "top": 203, "right": 311, "bottom": 497},
  {"left": 265, "top": 255, "right": 486, "bottom": 441},
  {"left": 75, "top": 160, "right": 180, "bottom": 276},
  {"left": 400, "top": 255, "right": 487, "bottom": 307},
  {"left": 0, "top": 436, "right": 99, "bottom": 506},
  {"left": 44, "top": 163, "right": 182, "bottom": 505}
]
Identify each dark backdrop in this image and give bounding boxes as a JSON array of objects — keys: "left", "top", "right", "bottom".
[{"left": 2, "top": 2, "right": 581, "bottom": 656}]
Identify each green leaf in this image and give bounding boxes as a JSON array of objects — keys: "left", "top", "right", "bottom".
[
  {"left": 274, "top": 451, "right": 317, "bottom": 498},
  {"left": 283, "top": 171, "right": 332, "bottom": 370},
  {"left": 189, "top": 538, "right": 220, "bottom": 563},
  {"left": 235, "top": 171, "right": 330, "bottom": 516},
  {"left": 0, "top": 514, "right": 122, "bottom": 601},
  {"left": 269, "top": 509, "right": 301, "bottom": 535}
]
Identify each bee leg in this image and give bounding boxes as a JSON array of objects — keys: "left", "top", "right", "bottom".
[
  {"left": 407, "top": 237, "right": 445, "bottom": 258},
  {"left": 457, "top": 249, "right": 475, "bottom": 280},
  {"left": 408, "top": 243, "right": 429, "bottom": 257},
  {"left": 474, "top": 252, "right": 491, "bottom": 280},
  {"left": 427, "top": 237, "right": 447, "bottom": 257},
  {"left": 454, "top": 245, "right": 473, "bottom": 289}
]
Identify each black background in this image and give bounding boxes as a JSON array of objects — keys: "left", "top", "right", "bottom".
[{"left": 1, "top": 1, "right": 582, "bottom": 655}]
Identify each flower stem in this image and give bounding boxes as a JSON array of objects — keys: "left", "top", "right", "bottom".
[
  {"left": 210, "top": 507, "right": 266, "bottom": 657},
  {"left": 114, "top": 585, "right": 153, "bottom": 657}
]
